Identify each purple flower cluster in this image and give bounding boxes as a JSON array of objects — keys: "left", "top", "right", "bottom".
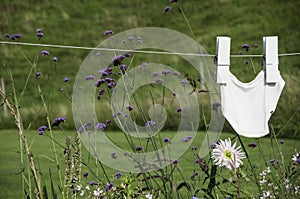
[
  {"left": 104, "top": 30, "right": 113, "bottom": 36},
  {"left": 5, "top": 33, "right": 22, "bottom": 40},
  {"left": 126, "top": 105, "right": 134, "bottom": 111},
  {"left": 135, "top": 145, "right": 143, "bottom": 151},
  {"left": 36, "top": 28, "right": 44, "bottom": 38},
  {"left": 63, "top": 77, "right": 70, "bottom": 82},
  {"left": 85, "top": 75, "right": 95, "bottom": 81},
  {"left": 115, "top": 171, "right": 122, "bottom": 179},
  {"left": 162, "top": 137, "right": 171, "bottom": 144},
  {"left": 242, "top": 44, "right": 250, "bottom": 52},
  {"left": 182, "top": 136, "right": 192, "bottom": 142},
  {"left": 37, "top": 125, "right": 48, "bottom": 135},
  {"left": 111, "top": 152, "right": 118, "bottom": 159},
  {"left": 145, "top": 120, "right": 156, "bottom": 127},
  {"left": 95, "top": 123, "right": 106, "bottom": 131},
  {"left": 51, "top": 116, "right": 66, "bottom": 127},
  {"left": 105, "top": 182, "right": 114, "bottom": 191},
  {"left": 162, "top": 70, "right": 171, "bottom": 76},
  {"left": 190, "top": 171, "right": 198, "bottom": 180},
  {"left": 40, "top": 50, "right": 50, "bottom": 56},
  {"left": 162, "top": 6, "right": 171, "bottom": 14}
]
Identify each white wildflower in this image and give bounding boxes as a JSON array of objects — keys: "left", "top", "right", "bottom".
[
  {"left": 145, "top": 193, "right": 153, "bottom": 199},
  {"left": 93, "top": 188, "right": 103, "bottom": 197},
  {"left": 211, "top": 138, "right": 246, "bottom": 170}
]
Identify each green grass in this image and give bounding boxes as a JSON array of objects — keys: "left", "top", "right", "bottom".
[
  {"left": 0, "top": 129, "right": 298, "bottom": 198},
  {"left": 0, "top": 0, "right": 299, "bottom": 135}
]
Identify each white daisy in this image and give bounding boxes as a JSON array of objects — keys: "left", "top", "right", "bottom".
[{"left": 211, "top": 138, "right": 246, "bottom": 170}]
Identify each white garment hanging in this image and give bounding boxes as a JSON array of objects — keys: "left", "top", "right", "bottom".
[{"left": 220, "top": 70, "right": 285, "bottom": 138}]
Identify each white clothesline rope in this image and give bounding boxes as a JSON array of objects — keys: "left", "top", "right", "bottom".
[{"left": 1, "top": 41, "right": 299, "bottom": 58}]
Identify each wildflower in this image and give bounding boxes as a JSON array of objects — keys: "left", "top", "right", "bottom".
[
  {"left": 36, "top": 32, "right": 44, "bottom": 37},
  {"left": 95, "top": 52, "right": 100, "bottom": 56},
  {"left": 95, "top": 123, "right": 106, "bottom": 130},
  {"left": 35, "top": 72, "right": 42, "bottom": 77},
  {"left": 190, "top": 172, "right": 198, "bottom": 180},
  {"left": 83, "top": 172, "right": 88, "bottom": 177},
  {"left": 107, "top": 82, "right": 116, "bottom": 89},
  {"left": 151, "top": 72, "right": 158, "bottom": 77},
  {"left": 113, "top": 111, "right": 122, "bottom": 117},
  {"left": 95, "top": 79, "right": 105, "bottom": 87},
  {"left": 4, "top": 34, "right": 10, "bottom": 38},
  {"left": 36, "top": 28, "right": 42, "bottom": 33},
  {"left": 156, "top": 78, "right": 164, "bottom": 84},
  {"left": 142, "top": 62, "right": 148, "bottom": 67},
  {"left": 10, "top": 34, "right": 22, "bottom": 40},
  {"left": 137, "top": 37, "right": 142, "bottom": 44},
  {"left": 135, "top": 145, "right": 143, "bottom": 151},
  {"left": 40, "top": 50, "right": 50, "bottom": 56},
  {"left": 38, "top": 125, "right": 47, "bottom": 135},
  {"left": 51, "top": 117, "right": 66, "bottom": 127},
  {"left": 63, "top": 77, "right": 70, "bottom": 82},
  {"left": 116, "top": 171, "right": 122, "bottom": 179},
  {"left": 104, "top": 30, "right": 113, "bottom": 36},
  {"left": 191, "top": 146, "right": 197, "bottom": 150},
  {"left": 52, "top": 57, "right": 58, "bottom": 61},
  {"left": 60, "top": 88, "right": 65, "bottom": 93},
  {"left": 128, "top": 36, "right": 134, "bottom": 41},
  {"left": 211, "top": 138, "right": 246, "bottom": 170},
  {"left": 180, "top": 79, "right": 188, "bottom": 86},
  {"left": 192, "top": 197, "right": 199, "bottom": 199},
  {"left": 112, "top": 54, "right": 125, "bottom": 66},
  {"left": 161, "top": 69, "right": 171, "bottom": 76},
  {"left": 85, "top": 75, "right": 95, "bottom": 81},
  {"left": 106, "top": 120, "right": 112, "bottom": 125},
  {"left": 89, "top": 181, "right": 95, "bottom": 186},
  {"left": 169, "top": 0, "right": 178, "bottom": 2},
  {"left": 182, "top": 136, "right": 192, "bottom": 142},
  {"left": 242, "top": 44, "right": 250, "bottom": 51},
  {"left": 248, "top": 142, "right": 257, "bottom": 148},
  {"left": 111, "top": 152, "right": 118, "bottom": 159},
  {"left": 280, "top": 139, "right": 284, "bottom": 144},
  {"left": 162, "top": 6, "right": 171, "bottom": 14},
  {"left": 270, "top": 159, "right": 275, "bottom": 164},
  {"left": 145, "top": 120, "right": 156, "bottom": 127},
  {"left": 119, "top": 64, "right": 127, "bottom": 72},
  {"left": 244, "top": 60, "right": 249, "bottom": 65},
  {"left": 126, "top": 105, "right": 134, "bottom": 111},
  {"left": 176, "top": 107, "right": 182, "bottom": 113},
  {"left": 212, "top": 102, "right": 221, "bottom": 112},
  {"left": 105, "top": 182, "right": 114, "bottom": 191},
  {"left": 254, "top": 43, "right": 258, "bottom": 48},
  {"left": 162, "top": 137, "right": 171, "bottom": 143},
  {"left": 172, "top": 159, "right": 179, "bottom": 165}
]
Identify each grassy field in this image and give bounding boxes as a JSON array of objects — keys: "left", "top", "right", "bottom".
[
  {"left": 0, "top": 0, "right": 299, "bottom": 135},
  {"left": 0, "top": 129, "right": 299, "bottom": 198}
]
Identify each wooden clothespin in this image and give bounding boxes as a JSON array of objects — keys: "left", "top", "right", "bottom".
[
  {"left": 216, "top": 37, "right": 231, "bottom": 84},
  {"left": 263, "top": 36, "right": 279, "bottom": 83}
]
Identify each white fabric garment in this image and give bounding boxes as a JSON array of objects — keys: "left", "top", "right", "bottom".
[{"left": 220, "top": 70, "right": 285, "bottom": 138}]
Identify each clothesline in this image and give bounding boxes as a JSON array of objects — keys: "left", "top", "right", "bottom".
[{"left": 0, "top": 41, "right": 299, "bottom": 58}]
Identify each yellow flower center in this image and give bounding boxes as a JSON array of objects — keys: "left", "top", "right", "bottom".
[{"left": 224, "top": 150, "right": 233, "bottom": 160}]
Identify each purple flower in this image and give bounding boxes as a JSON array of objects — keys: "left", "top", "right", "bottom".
[
  {"left": 192, "top": 197, "right": 199, "bottom": 199},
  {"left": 142, "top": 62, "right": 148, "bottom": 67},
  {"left": 180, "top": 79, "right": 188, "bottom": 86},
  {"left": 135, "top": 145, "right": 142, "bottom": 151},
  {"left": 63, "top": 77, "right": 70, "bottom": 82},
  {"left": 10, "top": 34, "right": 22, "bottom": 40},
  {"left": 123, "top": 52, "right": 131, "bottom": 57},
  {"left": 162, "top": 70, "right": 170, "bottom": 76},
  {"left": 151, "top": 72, "right": 158, "bottom": 77},
  {"left": 248, "top": 142, "right": 257, "bottom": 148},
  {"left": 194, "top": 159, "right": 202, "bottom": 164},
  {"left": 162, "top": 6, "right": 171, "bottom": 14},
  {"left": 156, "top": 78, "right": 164, "bottom": 85},
  {"left": 270, "top": 159, "right": 275, "bottom": 164},
  {"left": 36, "top": 28, "right": 42, "bottom": 33},
  {"left": 176, "top": 107, "right": 182, "bottom": 113},
  {"left": 116, "top": 171, "right": 122, "bottom": 179},
  {"left": 182, "top": 136, "right": 192, "bottom": 142},
  {"left": 95, "top": 79, "right": 106, "bottom": 87},
  {"left": 52, "top": 57, "right": 58, "bottom": 61},
  {"left": 113, "top": 111, "right": 122, "bottom": 117},
  {"left": 190, "top": 172, "right": 198, "bottom": 180},
  {"left": 162, "top": 137, "right": 171, "bottom": 143},
  {"left": 212, "top": 102, "right": 221, "bottom": 112},
  {"left": 145, "top": 120, "right": 156, "bottom": 127},
  {"left": 244, "top": 60, "right": 249, "bottom": 65},
  {"left": 51, "top": 117, "right": 66, "bottom": 127},
  {"left": 119, "top": 64, "right": 127, "bottom": 72},
  {"left": 95, "top": 123, "right": 106, "bottom": 130},
  {"left": 85, "top": 75, "right": 95, "bottom": 81},
  {"left": 83, "top": 172, "right": 88, "bottom": 177},
  {"left": 37, "top": 125, "right": 47, "bottom": 135},
  {"left": 169, "top": 0, "right": 177, "bottom": 2},
  {"left": 36, "top": 32, "right": 44, "bottom": 38},
  {"left": 126, "top": 105, "right": 134, "bottom": 111},
  {"left": 128, "top": 36, "right": 134, "bottom": 41},
  {"left": 172, "top": 159, "right": 179, "bottom": 165},
  {"left": 4, "top": 34, "right": 10, "bottom": 38},
  {"left": 35, "top": 72, "right": 42, "bottom": 77},
  {"left": 280, "top": 139, "right": 284, "bottom": 144},
  {"left": 60, "top": 88, "right": 65, "bottom": 93},
  {"left": 40, "top": 50, "right": 50, "bottom": 56},
  {"left": 137, "top": 37, "right": 142, "bottom": 44},
  {"left": 107, "top": 82, "right": 116, "bottom": 89},
  {"left": 242, "top": 44, "right": 250, "bottom": 51},
  {"left": 105, "top": 120, "right": 112, "bottom": 125},
  {"left": 104, "top": 30, "right": 113, "bottom": 36},
  {"left": 254, "top": 44, "right": 258, "bottom": 48},
  {"left": 112, "top": 55, "right": 125, "bottom": 66},
  {"left": 111, "top": 152, "right": 118, "bottom": 159},
  {"left": 105, "top": 183, "right": 114, "bottom": 191},
  {"left": 89, "top": 181, "right": 95, "bottom": 186}
]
